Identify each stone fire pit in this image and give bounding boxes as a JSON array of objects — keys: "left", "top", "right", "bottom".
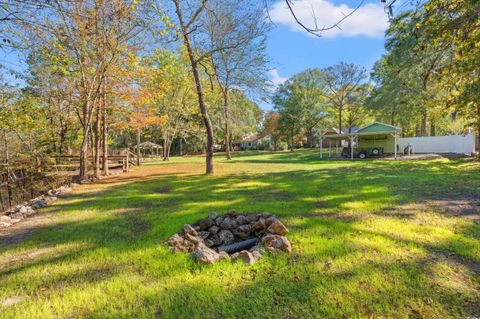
[{"left": 166, "top": 210, "right": 292, "bottom": 265}]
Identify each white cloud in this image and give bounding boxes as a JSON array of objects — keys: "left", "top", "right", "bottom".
[
  {"left": 269, "top": 0, "right": 388, "bottom": 38},
  {"left": 269, "top": 69, "right": 288, "bottom": 87}
]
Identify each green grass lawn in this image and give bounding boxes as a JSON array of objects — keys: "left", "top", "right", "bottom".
[{"left": 1, "top": 150, "right": 479, "bottom": 318}]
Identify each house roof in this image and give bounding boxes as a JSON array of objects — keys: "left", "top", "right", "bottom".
[
  {"left": 323, "top": 122, "right": 402, "bottom": 140},
  {"left": 137, "top": 141, "right": 163, "bottom": 149},
  {"left": 356, "top": 122, "right": 402, "bottom": 133}
]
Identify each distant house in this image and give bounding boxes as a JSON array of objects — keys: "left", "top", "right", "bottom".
[{"left": 236, "top": 133, "right": 272, "bottom": 150}]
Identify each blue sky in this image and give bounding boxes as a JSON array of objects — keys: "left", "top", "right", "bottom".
[{"left": 262, "top": 0, "right": 391, "bottom": 110}]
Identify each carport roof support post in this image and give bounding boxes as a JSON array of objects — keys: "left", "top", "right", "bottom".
[{"left": 349, "top": 136, "right": 357, "bottom": 160}]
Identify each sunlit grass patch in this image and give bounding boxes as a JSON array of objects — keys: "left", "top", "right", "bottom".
[{"left": 0, "top": 150, "right": 479, "bottom": 318}]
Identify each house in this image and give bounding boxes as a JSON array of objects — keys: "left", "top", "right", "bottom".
[{"left": 236, "top": 133, "right": 272, "bottom": 150}]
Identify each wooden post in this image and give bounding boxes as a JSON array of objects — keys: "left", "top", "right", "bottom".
[
  {"left": 319, "top": 136, "right": 323, "bottom": 159},
  {"left": 350, "top": 136, "right": 355, "bottom": 160},
  {"left": 394, "top": 134, "right": 397, "bottom": 160},
  {"left": 329, "top": 140, "right": 332, "bottom": 158},
  {"left": 136, "top": 129, "right": 141, "bottom": 166}
]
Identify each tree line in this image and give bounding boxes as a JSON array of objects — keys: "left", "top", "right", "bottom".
[
  {"left": 265, "top": 0, "right": 478, "bottom": 155},
  {"left": 0, "top": 0, "right": 478, "bottom": 185},
  {"left": 0, "top": 0, "right": 268, "bottom": 181}
]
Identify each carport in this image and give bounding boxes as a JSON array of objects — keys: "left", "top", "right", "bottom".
[{"left": 319, "top": 122, "right": 402, "bottom": 160}]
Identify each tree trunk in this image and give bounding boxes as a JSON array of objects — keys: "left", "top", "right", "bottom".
[
  {"left": 273, "top": 136, "right": 277, "bottom": 152},
  {"left": 420, "top": 109, "right": 427, "bottom": 136},
  {"left": 338, "top": 105, "right": 343, "bottom": 133},
  {"left": 94, "top": 106, "right": 101, "bottom": 179},
  {"left": 290, "top": 129, "right": 294, "bottom": 152},
  {"left": 178, "top": 138, "right": 183, "bottom": 156},
  {"left": 477, "top": 103, "right": 480, "bottom": 160},
  {"left": 101, "top": 83, "right": 109, "bottom": 176},
  {"left": 223, "top": 89, "right": 231, "bottom": 160},
  {"left": 79, "top": 96, "right": 96, "bottom": 182},
  {"left": 3, "top": 130, "right": 12, "bottom": 208},
  {"left": 307, "top": 128, "right": 313, "bottom": 148},
  {"left": 430, "top": 118, "right": 436, "bottom": 136},
  {"left": 79, "top": 131, "right": 90, "bottom": 182},
  {"left": 174, "top": 1, "right": 214, "bottom": 174},
  {"left": 163, "top": 135, "right": 170, "bottom": 161},
  {"left": 136, "top": 129, "right": 141, "bottom": 166},
  {"left": 166, "top": 139, "right": 173, "bottom": 160}
]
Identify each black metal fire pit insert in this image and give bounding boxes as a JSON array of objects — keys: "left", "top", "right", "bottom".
[{"left": 217, "top": 237, "right": 259, "bottom": 254}]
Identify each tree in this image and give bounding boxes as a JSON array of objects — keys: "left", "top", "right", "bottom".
[
  {"left": 260, "top": 111, "right": 281, "bottom": 151},
  {"left": 343, "top": 84, "right": 372, "bottom": 132},
  {"left": 17, "top": 0, "right": 152, "bottom": 181},
  {"left": 273, "top": 80, "right": 304, "bottom": 151},
  {"left": 170, "top": 0, "right": 216, "bottom": 174},
  {"left": 322, "top": 62, "right": 367, "bottom": 133},
  {"left": 273, "top": 69, "right": 331, "bottom": 149},
  {"left": 203, "top": 0, "right": 269, "bottom": 160},
  {"left": 420, "top": 0, "right": 480, "bottom": 154},
  {"left": 151, "top": 49, "right": 198, "bottom": 161},
  {"left": 115, "top": 53, "right": 167, "bottom": 165}
]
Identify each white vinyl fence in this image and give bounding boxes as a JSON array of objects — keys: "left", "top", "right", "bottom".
[{"left": 398, "top": 133, "right": 475, "bottom": 155}]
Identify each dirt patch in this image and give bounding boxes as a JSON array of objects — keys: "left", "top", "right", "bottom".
[
  {"left": 428, "top": 197, "right": 480, "bottom": 221},
  {"left": 301, "top": 212, "right": 364, "bottom": 222},
  {"left": 154, "top": 187, "right": 172, "bottom": 194},
  {"left": 1, "top": 296, "right": 25, "bottom": 308},
  {"left": 0, "top": 212, "right": 57, "bottom": 248}
]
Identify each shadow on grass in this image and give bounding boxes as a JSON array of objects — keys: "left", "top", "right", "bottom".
[{"left": 0, "top": 156, "right": 479, "bottom": 318}]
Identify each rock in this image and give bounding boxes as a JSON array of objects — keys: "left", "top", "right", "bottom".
[
  {"left": 8, "top": 213, "right": 24, "bottom": 220},
  {"left": 0, "top": 221, "right": 12, "bottom": 228},
  {"left": 205, "top": 239, "right": 214, "bottom": 247},
  {"left": 198, "top": 231, "right": 210, "bottom": 240},
  {"left": 191, "top": 243, "right": 220, "bottom": 264},
  {"left": 235, "top": 215, "right": 248, "bottom": 225},
  {"left": 267, "top": 220, "right": 288, "bottom": 236},
  {"left": 19, "top": 206, "right": 35, "bottom": 216},
  {"left": 193, "top": 225, "right": 201, "bottom": 231},
  {"left": 208, "top": 212, "right": 219, "bottom": 220},
  {"left": 264, "top": 216, "right": 278, "bottom": 228},
  {"left": 233, "top": 250, "right": 256, "bottom": 265},
  {"left": 166, "top": 234, "right": 195, "bottom": 253},
  {"left": 262, "top": 234, "right": 292, "bottom": 253},
  {"left": 226, "top": 209, "right": 237, "bottom": 217},
  {"left": 197, "top": 217, "right": 214, "bottom": 231},
  {"left": 252, "top": 251, "right": 263, "bottom": 260},
  {"left": 232, "top": 224, "right": 251, "bottom": 239},
  {"left": 184, "top": 233, "right": 202, "bottom": 244},
  {"left": 251, "top": 218, "right": 266, "bottom": 232},
  {"left": 250, "top": 244, "right": 265, "bottom": 254},
  {"left": 245, "top": 214, "right": 259, "bottom": 223},
  {"left": 182, "top": 224, "right": 198, "bottom": 236},
  {"left": 30, "top": 198, "right": 47, "bottom": 209},
  {"left": 220, "top": 217, "right": 238, "bottom": 230},
  {"left": 0, "top": 216, "right": 20, "bottom": 224},
  {"left": 214, "top": 217, "right": 224, "bottom": 227},
  {"left": 261, "top": 212, "right": 272, "bottom": 219},
  {"left": 208, "top": 225, "right": 220, "bottom": 235},
  {"left": 212, "top": 229, "right": 234, "bottom": 246},
  {"left": 218, "top": 251, "right": 230, "bottom": 260}
]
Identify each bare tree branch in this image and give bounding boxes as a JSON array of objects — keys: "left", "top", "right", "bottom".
[{"left": 283, "top": 0, "right": 366, "bottom": 37}]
